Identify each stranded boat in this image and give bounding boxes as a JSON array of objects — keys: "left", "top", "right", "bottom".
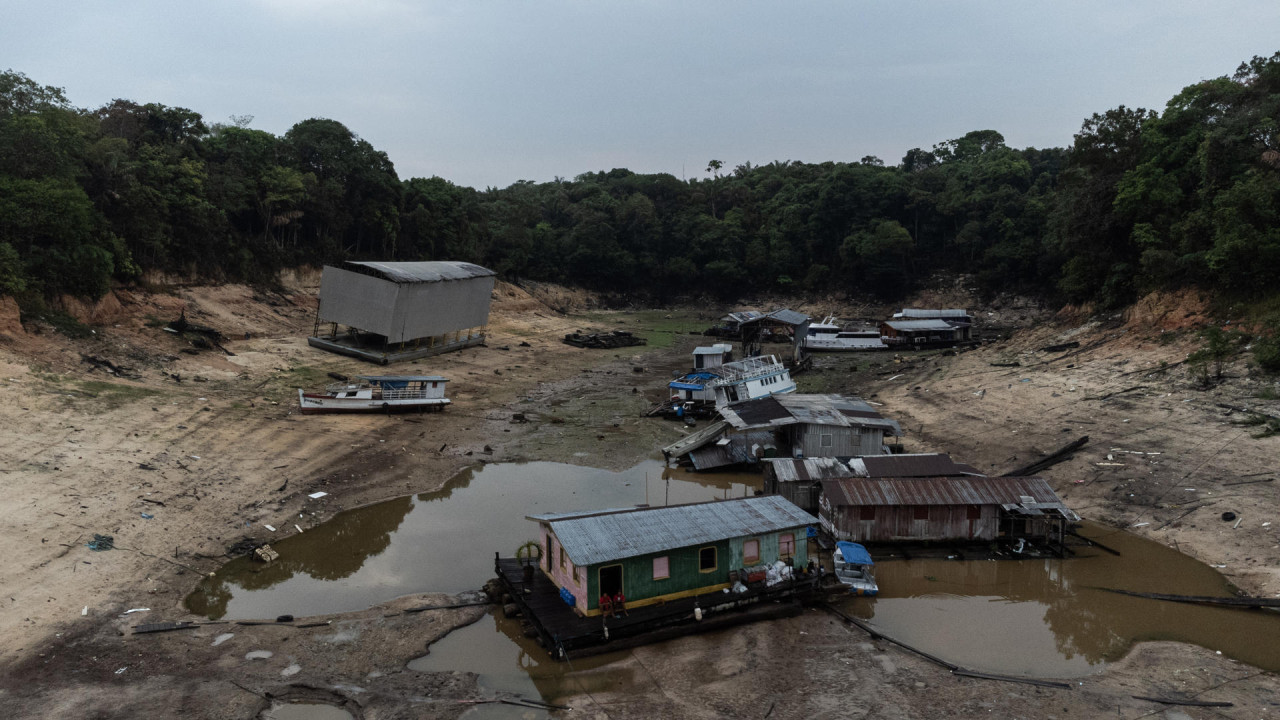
[
  {"left": 298, "top": 375, "right": 450, "bottom": 414},
  {"left": 833, "top": 541, "right": 878, "bottom": 596},
  {"left": 803, "top": 317, "right": 888, "bottom": 351},
  {"left": 709, "top": 354, "right": 796, "bottom": 406}
]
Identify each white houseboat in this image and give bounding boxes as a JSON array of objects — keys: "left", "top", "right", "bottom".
[
  {"left": 803, "top": 317, "right": 888, "bottom": 351},
  {"left": 709, "top": 355, "right": 796, "bottom": 407},
  {"left": 298, "top": 375, "right": 450, "bottom": 414}
]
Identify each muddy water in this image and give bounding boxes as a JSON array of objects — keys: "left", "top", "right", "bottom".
[
  {"left": 840, "top": 523, "right": 1280, "bottom": 677},
  {"left": 186, "top": 461, "right": 758, "bottom": 620},
  {"left": 407, "top": 611, "right": 635, "bottom": 719},
  {"left": 187, "top": 460, "right": 1280, "bottom": 706}
]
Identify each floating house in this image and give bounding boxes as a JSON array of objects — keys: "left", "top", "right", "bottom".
[
  {"left": 309, "top": 261, "right": 496, "bottom": 364},
  {"left": 763, "top": 453, "right": 984, "bottom": 514},
  {"left": 664, "top": 394, "right": 902, "bottom": 471},
  {"left": 803, "top": 318, "right": 887, "bottom": 351},
  {"left": 881, "top": 308, "right": 973, "bottom": 347},
  {"left": 818, "top": 474, "right": 1078, "bottom": 547},
  {"left": 526, "top": 496, "right": 816, "bottom": 617}
]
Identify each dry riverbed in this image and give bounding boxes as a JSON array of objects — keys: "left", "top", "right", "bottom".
[{"left": 1, "top": 280, "right": 1278, "bottom": 719}]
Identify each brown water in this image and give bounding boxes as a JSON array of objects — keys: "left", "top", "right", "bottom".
[
  {"left": 840, "top": 523, "right": 1280, "bottom": 677},
  {"left": 185, "top": 460, "right": 1280, "bottom": 712},
  {"left": 186, "top": 460, "right": 758, "bottom": 620},
  {"left": 407, "top": 611, "right": 635, "bottom": 719}
]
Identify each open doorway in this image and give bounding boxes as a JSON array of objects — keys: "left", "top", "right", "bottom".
[{"left": 598, "top": 564, "right": 623, "bottom": 597}]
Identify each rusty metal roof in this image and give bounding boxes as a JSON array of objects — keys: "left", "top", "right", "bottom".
[
  {"left": 765, "top": 457, "right": 855, "bottom": 483},
  {"left": 528, "top": 496, "right": 817, "bottom": 566},
  {"left": 820, "top": 476, "right": 1074, "bottom": 516},
  {"left": 852, "top": 454, "right": 983, "bottom": 478},
  {"left": 341, "top": 261, "right": 495, "bottom": 284},
  {"left": 721, "top": 394, "right": 902, "bottom": 435}
]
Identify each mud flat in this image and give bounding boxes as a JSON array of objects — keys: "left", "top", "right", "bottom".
[{"left": 2, "top": 281, "right": 1279, "bottom": 719}]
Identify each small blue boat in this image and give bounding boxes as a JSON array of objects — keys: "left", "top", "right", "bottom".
[{"left": 834, "top": 541, "right": 878, "bottom": 596}]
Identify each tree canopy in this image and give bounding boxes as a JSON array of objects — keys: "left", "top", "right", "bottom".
[{"left": 2, "top": 53, "right": 1279, "bottom": 308}]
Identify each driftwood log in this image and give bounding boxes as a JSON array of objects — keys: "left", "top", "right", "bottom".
[{"left": 1002, "top": 436, "right": 1089, "bottom": 477}]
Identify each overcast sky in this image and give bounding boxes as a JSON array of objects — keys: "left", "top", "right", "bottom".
[{"left": 6, "top": 1, "right": 1278, "bottom": 189}]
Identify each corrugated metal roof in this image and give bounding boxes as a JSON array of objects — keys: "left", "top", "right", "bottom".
[
  {"left": 724, "top": 311, "right": 764, "bottom": 325},
  {"left": 529, "top": 496, "right": 817, "bottom": 566},
  {"left": 341, "top": 261, "right": 496, "bottom": 284},
  {"left": 720, "top": 394, "right": 902, "bottom": 435},
  {"left": 767, "top": 308, "right": 810, "bottom": 326},
  {"left": 820, "top": 476, "right": 1073, "bottom": 516},
  {"left": 739, "top": 308, "right": 809, "bottom": 327},
  {"left": 882, "top": 319, "right": 955, "bottom": 331},
  {"left": 852, "top": 454, "right": 982, "bottom": 478},
  {"left": 894, "top": 308, "right": 971, "bottom": 319},
  {"left": 767, "top": 454, "right": 983, "bottom": 483},
  {"left": 765, "top": 457, "right": 855, "bottom": 483}
]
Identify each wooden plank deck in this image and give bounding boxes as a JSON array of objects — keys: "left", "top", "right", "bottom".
[{"left": 495, "top": 557, "right": 824, "bottom": 658}]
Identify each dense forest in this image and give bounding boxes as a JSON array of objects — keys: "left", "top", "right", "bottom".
[{"left": 1, "top": 53, "right": 1278, "bottom": 315}]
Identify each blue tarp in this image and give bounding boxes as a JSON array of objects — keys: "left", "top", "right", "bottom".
[
  {"left": 669, "top": 382, "right": 707, "bottom": 391},
  {"left": 836, "top": 541, "right": 874, "bottom": 566}
]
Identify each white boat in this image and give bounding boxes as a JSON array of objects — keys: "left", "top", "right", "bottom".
[
  {"left": 709, "top": 354, "right": 796, "bottom": 407},
  {"left": 803, "top": 317, "right": 887, "bottom": 351},
  {"left": 298, "top": 375, "right": 450, "bottom": 414},
  {"left": 833, "top": 541, "right": 878, "bottom": 596}
]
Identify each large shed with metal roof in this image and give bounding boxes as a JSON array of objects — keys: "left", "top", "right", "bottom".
[
  {"left": 309, "top": 260, "right": 496, "bottom": 363},
  {"left": 528, "top": 496, "right": 816, "bottom": 617}
]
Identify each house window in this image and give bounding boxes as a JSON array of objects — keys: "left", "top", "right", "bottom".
[
  {"left": 914, "top": 506, "right": 930, "bottom": 520},
  {"left": 820, "top": 434, "right": 833, "bottom": 448},
  {"left": 653, "top": 556, "right": 670, "bottom": 580},
  {"left": 546, "top": 535, "right": 553, "bottom": 569},
  {"left": 559, "top": 546, "right": 566, "bottom": 569},
  {"left": 860, "top": 505, "right": 876, "bottom": 521},
  {"left": 573, "top": 564, "right": 580, "bottom": 583},
  {"left": 967, "top": 505, "right": 982, "bottom": 520},
  {"left": 699, "top": 546, "right": 717, "bottom": 573},
  {"left": 779, "top": 533, "right": 795, "bottom": 559},
  {"left": 743, "top": 539, "right": 760, "bottom": 565}
]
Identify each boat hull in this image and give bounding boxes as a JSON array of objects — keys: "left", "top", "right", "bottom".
[{"left": 298, "top": 390, "right": 450, "bottom": 414}]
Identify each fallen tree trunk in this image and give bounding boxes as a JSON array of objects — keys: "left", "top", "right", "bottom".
[{"left": 1002, "top": 436, "right": 1089, "bottom": 477}]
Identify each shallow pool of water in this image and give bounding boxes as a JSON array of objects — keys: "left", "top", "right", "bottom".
[
  {"left": 186, "top": 460, "right": 758, "bottom": 620},
  {"left": 840, "top": 523, "right": 1280, "bottom": 677},
  {"left": 186, "top": 460, "right": 1280, "bottom": 702}
]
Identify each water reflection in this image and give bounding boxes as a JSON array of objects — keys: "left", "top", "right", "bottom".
[
  {"left": 186, "top": 461, "right": 759, "bottom": 620},
  {"left": 843, "top": 523, "right": 1280, "bottom": 676},
  {"left": 408, "top": 611, "right": 635, "bottom": 718}
]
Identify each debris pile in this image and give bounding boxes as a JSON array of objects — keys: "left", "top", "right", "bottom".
[{"left": 561, "top": 330, "right": 645, "bottom": 349}]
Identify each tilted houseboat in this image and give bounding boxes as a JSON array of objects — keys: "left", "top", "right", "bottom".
[
  {"left": 297, "top": 375, "right": 450, "bottom": 414},
  {"left": 709, "top": 354, "right": 796, "bottom": 407}
]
